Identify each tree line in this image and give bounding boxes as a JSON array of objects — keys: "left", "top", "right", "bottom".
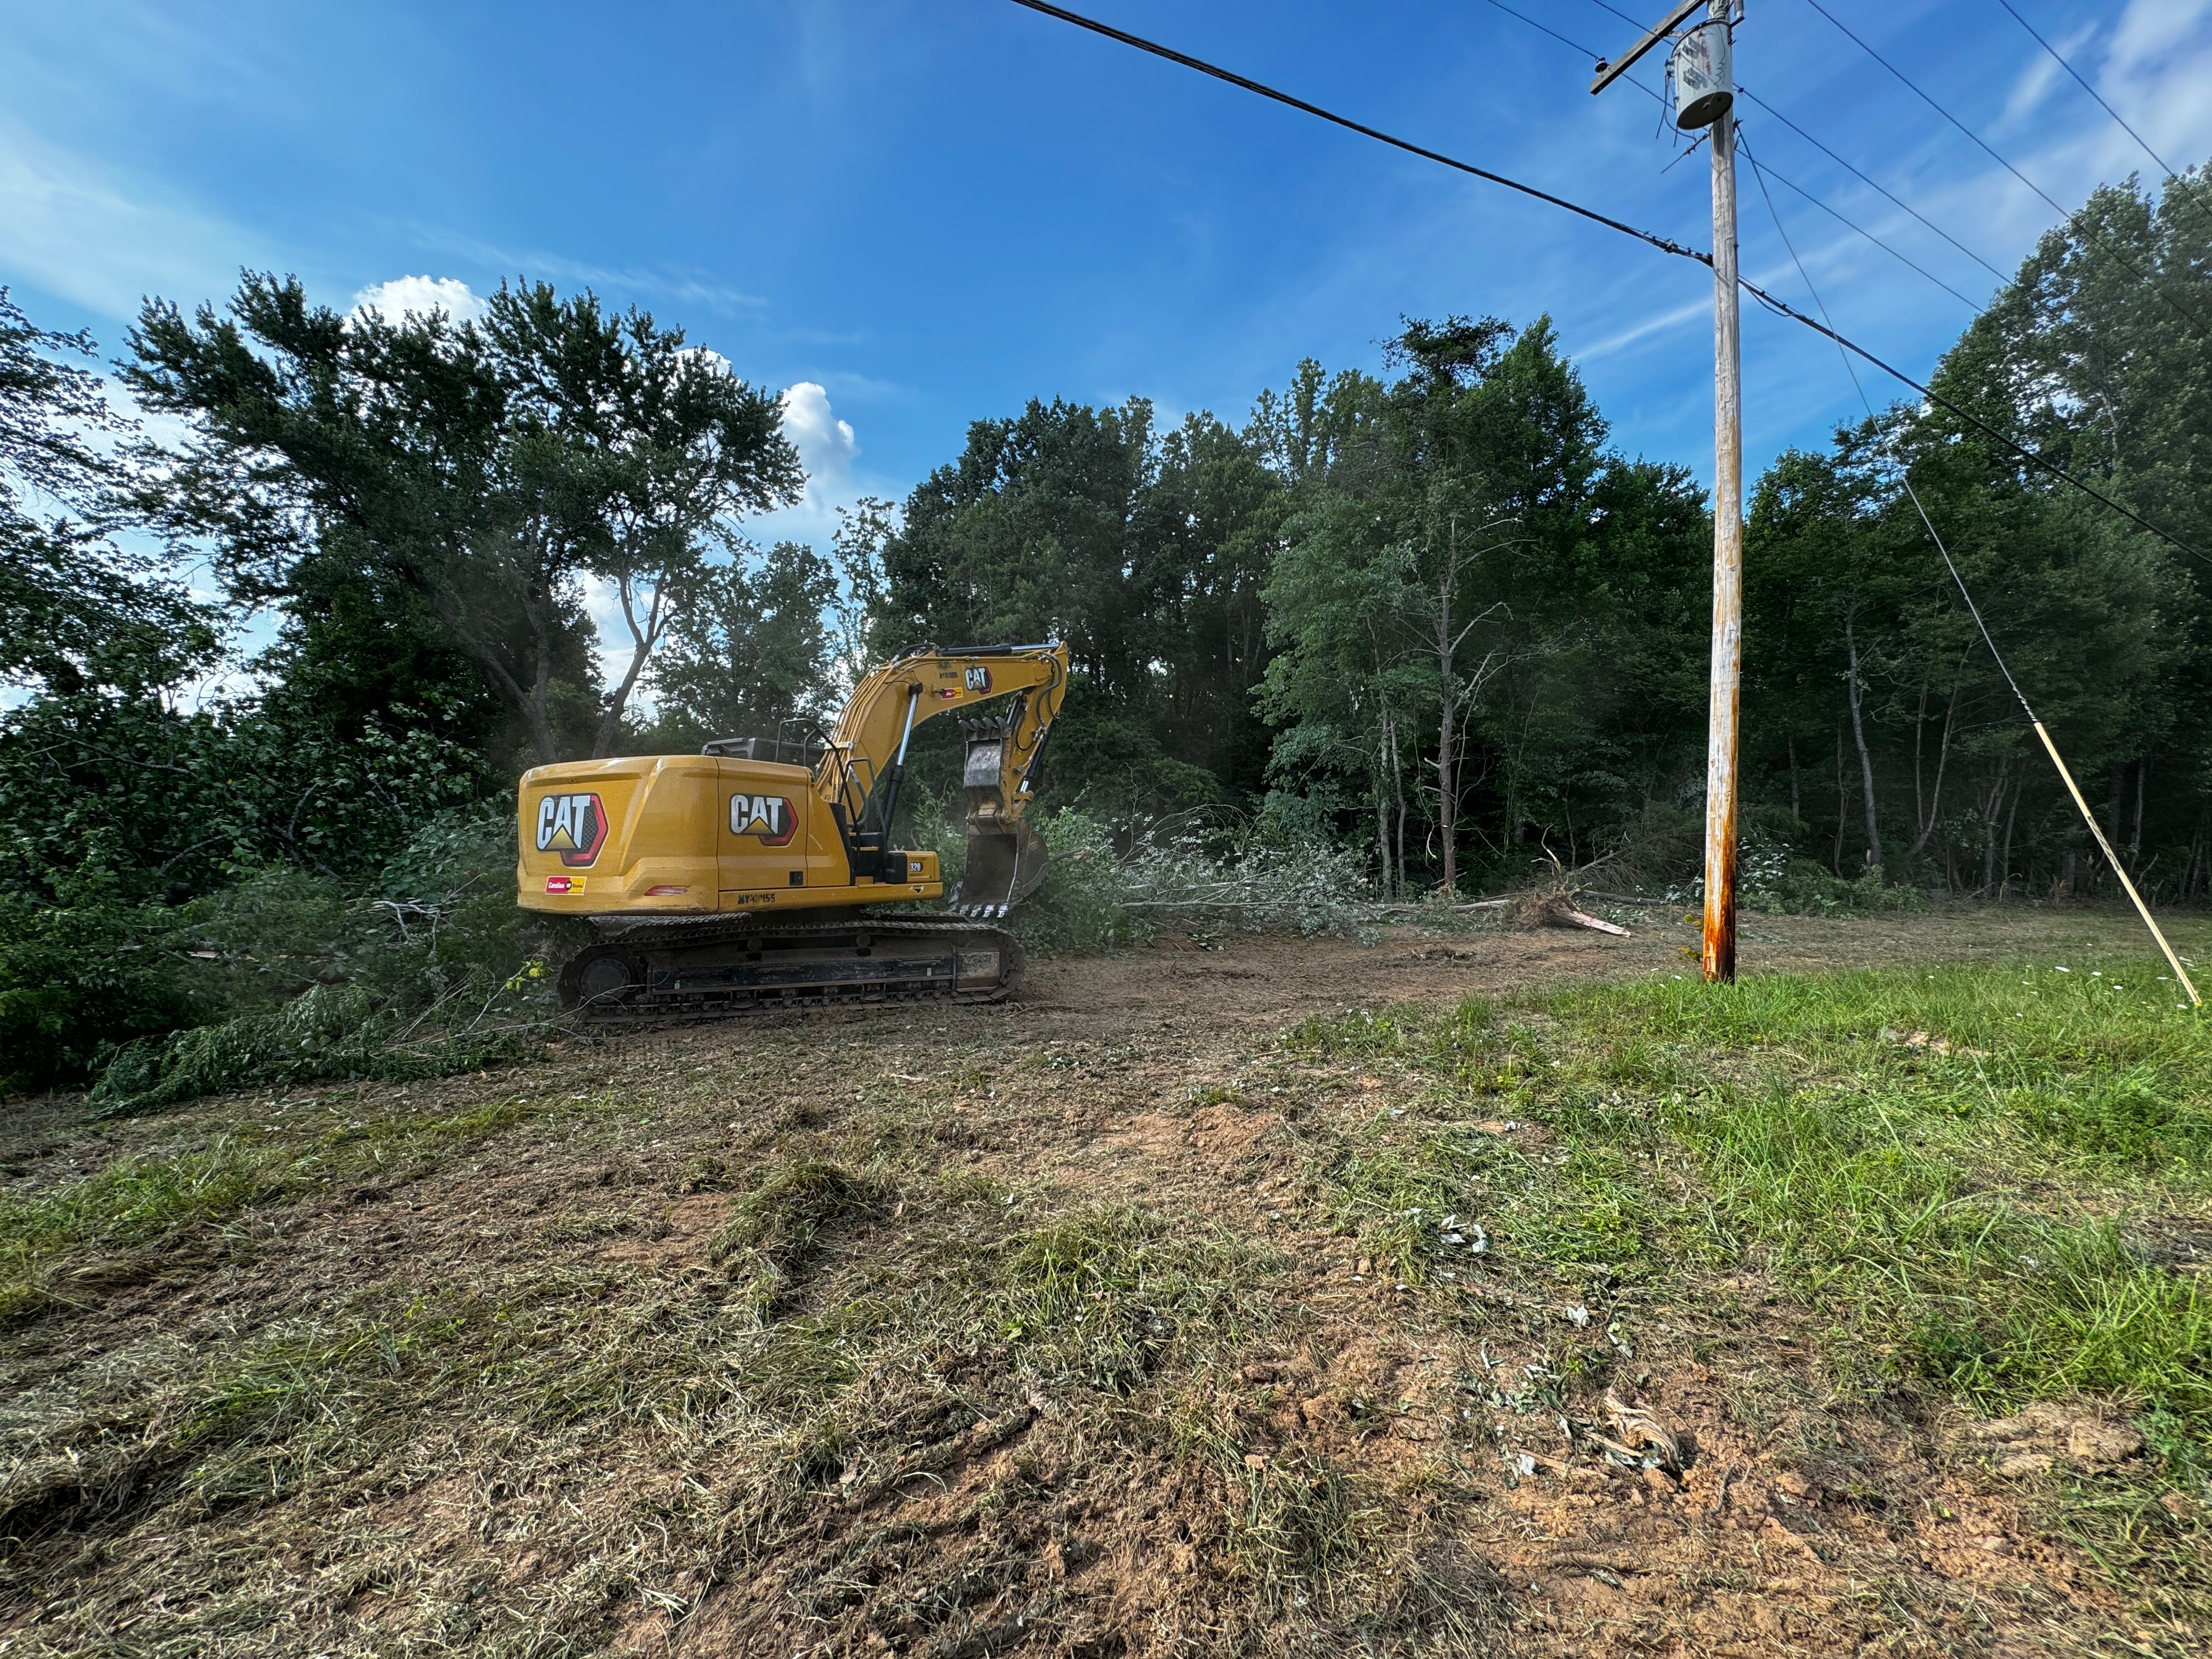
[{"left": 4, "top": 161, "right": 2208, "bottom": 1089}]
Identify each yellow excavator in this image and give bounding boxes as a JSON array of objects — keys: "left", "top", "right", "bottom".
[{"left": 516, "top": 642, "right": 1068, "bottom": 1017}]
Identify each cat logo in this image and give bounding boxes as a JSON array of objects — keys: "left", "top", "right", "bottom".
[
  {"left": 535, "top": 792, "right": 607, "bottom": 867},
  {"left": 964, "top": 665, "right": 992, "bottom": 692},
  {"left": 729, "top": 793, "right": 798, "bottom": 847}
]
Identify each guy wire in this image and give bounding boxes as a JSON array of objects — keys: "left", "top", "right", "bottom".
[{"left": 1742, "top": 128, "right": 2200, "bottom": 1004}]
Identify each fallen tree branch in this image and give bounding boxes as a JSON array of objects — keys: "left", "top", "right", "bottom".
[{"left": 1558, "top": 907, "right": 1631, "bottom": 936}]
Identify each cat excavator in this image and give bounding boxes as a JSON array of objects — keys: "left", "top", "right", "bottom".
[{"left": 516, "top": 642, "right": 1067, "bottom": 1018}]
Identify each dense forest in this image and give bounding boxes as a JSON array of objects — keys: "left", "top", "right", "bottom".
[{"left": 4, "top": 163, "right": 2208, "bottom": 1094}]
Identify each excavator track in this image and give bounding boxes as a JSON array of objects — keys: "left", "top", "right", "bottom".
[{"left": 555, "top": 913, "right": 1026, "bottom": 1022}]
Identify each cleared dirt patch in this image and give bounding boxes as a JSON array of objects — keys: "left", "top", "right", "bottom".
[{"left": 2, "top": 905, "right": 2204, "bottom": 1656}]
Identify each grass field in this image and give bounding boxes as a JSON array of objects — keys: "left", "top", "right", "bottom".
[{"left": 2, "top": 910, "right": 2207, "bottom": 1656}]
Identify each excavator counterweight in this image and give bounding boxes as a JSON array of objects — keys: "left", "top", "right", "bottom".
[{"left": 516, "top": 643, "right": 1067, "bottom": 1018}]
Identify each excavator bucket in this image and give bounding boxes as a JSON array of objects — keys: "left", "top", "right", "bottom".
[
  {"left": 949, "top": 715, "right": 1050, "bottom": 917},
  {"left": 952, "top": 816, "right": 1049, "bottom": 918}
]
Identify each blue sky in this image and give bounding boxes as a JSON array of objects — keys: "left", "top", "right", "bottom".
[{"left": 5, "top": 0, "right": 2210, "bottom": 673}]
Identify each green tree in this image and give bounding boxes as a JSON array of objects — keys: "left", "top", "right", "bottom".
[
  {"left": 1, "top": 289, "right": 213, "bottom": 699},
  {"left": 1256, "top": 317, "right": 1694, "bottom": 890},
  {"left": 643, "top": 540, "right": 838, "bottom": 751},
  {"left": 874, "top": 396, "right": 1284, "bottom": 815},
  {"left": 127, "top": 275, "right": 804, "bottom": 766}
]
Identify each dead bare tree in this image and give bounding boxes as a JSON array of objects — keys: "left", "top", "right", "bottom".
[{"left": 1395, "top": 509, "right": 1520, "bottom": 896}]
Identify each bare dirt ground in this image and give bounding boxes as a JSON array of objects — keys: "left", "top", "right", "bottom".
[
  {"left": 2, "top": 904, "right": 2201, "bottom": 1658},
  {"left": 1031, "top": 898, "right": 2150, "bottom": 1032}
]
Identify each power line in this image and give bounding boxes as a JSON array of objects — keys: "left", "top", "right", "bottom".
[
  {"left": 1991, "top": 0, "right": 2175, "bottom": 179},
  {"left": 1731, "top": 86, "right": 2010, "bottom": 284},
  {"left": 1002, "top": 0, "right": 1706, "bottom": 266},
  {"left": 1756, "top": 156, "right": 1983, "bottom": 314},
  {"left": 1485, "top": 0, "right": 1631, "bottom": 81},
  {"left": 1799, "top": 0, "right": 2212, "bottom": 338},
  {"left": 1586, "top": 1, "right": 2015, "bottom": 284},
  {"left": 999, "top": 0, "right": 2202, "bottom": 564},
  {"left": 1733, "top": 269, "right": 2200, "bottom": 566},
  {"left": 1743, "top": 129, "right": 2025, "bottom": 703},
  {"left": 1481, "top": 1, "right": 1983, "bottom": 312},
  {"left": 1991, "top": 0, "right": 2212, "bottom": 237}
]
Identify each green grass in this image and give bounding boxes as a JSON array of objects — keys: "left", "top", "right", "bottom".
[
  {"left": 0, "top": 1086, "right": 617, "bottom": 1323},
  {"left": 990, "top": 1204, "right": 1276, "bottom": 1389},
  {"left": 1297, "top": 962, "right": 2212, "bottom": 1464},
  {"left": 1285, "top": 961, "right": 2212, "bottom": 1616},
  {"left": 1541, "top": 966, "right": 2212, "bottom": 1433}
]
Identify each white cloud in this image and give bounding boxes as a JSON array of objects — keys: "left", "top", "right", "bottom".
[
  {"left": 778, "top": 380, "right": 858, "bottom": 483},
  {"left": 582, "top": 574, "right": 644, "bottom": 706},
  {"left": 2108, "top": 0, "right": 2212, "bottom": 79},
  {"left": 563, "top": 381, "right": 894, "bottom": 696},
  {"left": 352, "top": 274, "right": 484, "bottom": 324}
]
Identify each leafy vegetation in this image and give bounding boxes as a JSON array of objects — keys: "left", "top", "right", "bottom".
[{"left": 7, "top": 158, "right": 2212, "bottom": 1098}]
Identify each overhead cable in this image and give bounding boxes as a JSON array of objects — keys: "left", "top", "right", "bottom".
[
  {"left": 1742, "top": 129, "right": 2027, "bottom": 709},
  {"left": 1991, "top": 0, "right": 2212, "bottom": 237},
  {"left": 998, "top": 0, "right": 2202, "bottom": 564},
  {"left": 1729, "top": 270, "right": 2199, "bottom": 565},
  {"left": 1755, "top": 162, "right": 1982, "bottom": 313},
  {"left": 1744, "top": 128, "right": 2200, "bottom": 1005},
  {"left": 1584, "top": 0, "right": 2012, "bottom": 283},
  {"left": 1991, "top": 0, "right": 2180, "bottom": 181},
  {"left": 1482, "top": 0, "right": 1982, "bottom": 312},
  {"left": 1799, "top": 0, "right": 2212, "bottom": 338},
  {"left": 1002, "top": 0, "right": 1706, "bottom": 265},
  {"left": 1731, "top": 87, "right": 2010, "bottom": 283}
]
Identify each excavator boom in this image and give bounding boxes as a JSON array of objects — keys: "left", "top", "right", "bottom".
[{"left": 816, "top": 644, "right": 1065, "bottom": 911}]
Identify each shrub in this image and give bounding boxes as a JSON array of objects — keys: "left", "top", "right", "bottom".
[
  {"left": 0, "top": 883, "right": 194, "bottom": 1094},
  {"left": 899, "top": 798, "right": 1138, "bottom": 953},
  {"left": 1667, "top": 837, "right": 1925, "bottom": 915},
  {"left": 910, "top": 802, "right": 1370, "bottom": 954},
  {"left": 1012, "top": 808, "right": 1141, "bottom": 952},
  {"left": 83, "top": 802, "right": 566, "bottom": 1116},
  {"left": 1118, "top": 816, "right": 1369, "bottom": 938}
]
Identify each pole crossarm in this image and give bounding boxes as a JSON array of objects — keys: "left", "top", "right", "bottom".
[{"left": 1590, "top": 0, "right": 1708, "bottom": 95}]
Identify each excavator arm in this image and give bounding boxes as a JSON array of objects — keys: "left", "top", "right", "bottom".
[{"left": 819, "top": 642, "right": 1068, "bottom": 914}]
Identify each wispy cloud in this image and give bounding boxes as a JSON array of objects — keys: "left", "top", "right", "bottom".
[
  {"left": 1574, "top": 293, "right": 1713, "bottom": 365},
  {"left": 409, "top": 228, "right": 769, "bottom": 317},
  {"left": 0, "top": 112, "right": 262, "bottom": 320}
]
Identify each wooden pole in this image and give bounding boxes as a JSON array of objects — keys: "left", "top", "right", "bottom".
[
  {"left": 1589, "top": 1, "right": 1742, "bottom": 981},
  {"left": 1702, "top": 82, "right": 1743, "bottom": 984}
]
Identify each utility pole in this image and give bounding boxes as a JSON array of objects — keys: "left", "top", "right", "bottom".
[{"left": 1593, "top": 2, "right": 1742, "bottom": 983}]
